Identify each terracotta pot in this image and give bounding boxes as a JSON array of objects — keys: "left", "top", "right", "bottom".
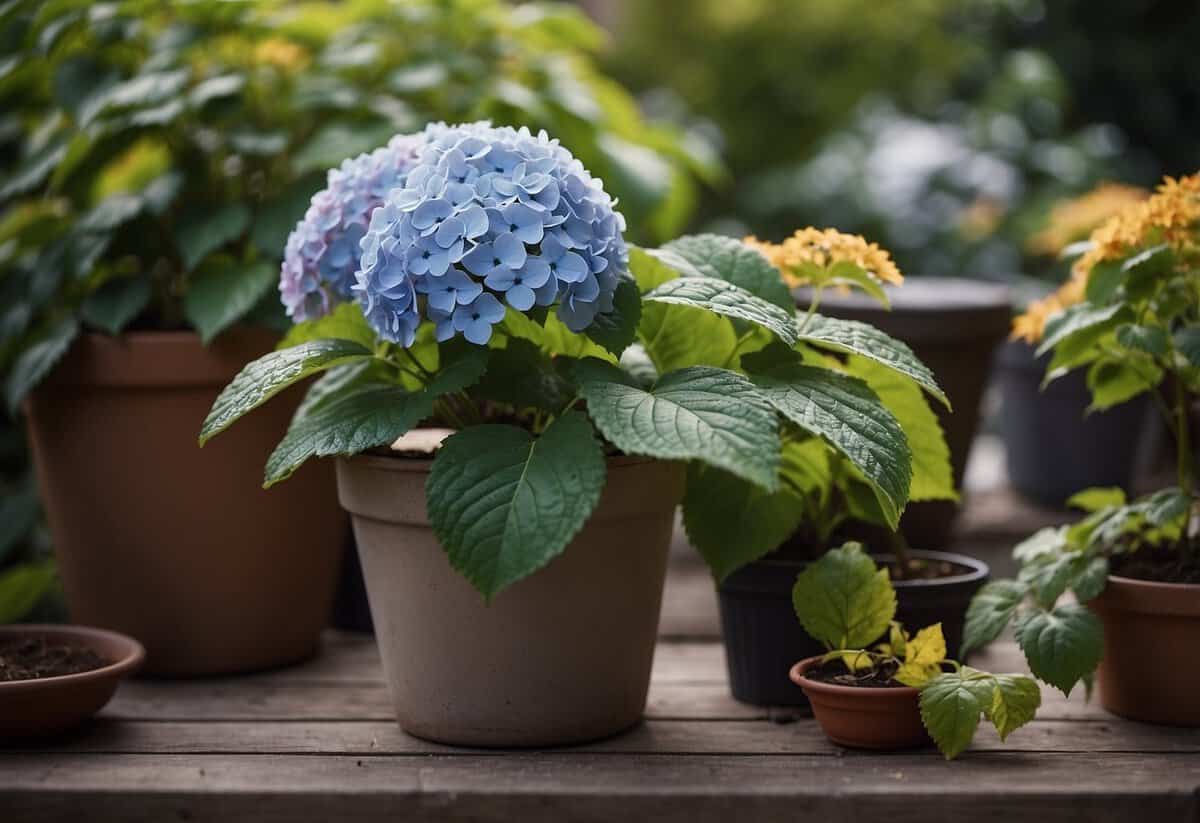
[
  {"left": 24, "top": 330, "right": 345, "bottom": 676},
  {"left": 789, "top": 656, "right": 928, "bottom": 749},
  {"left": 0, "top": 624, "right": 143, "bottom": 737},
  {"left": 1090, "top": 575, "right": 1200, "bottom": 726},
  {"left": 718, "top": 549, "right": 987, "bottom": 706},
  {"left": 337, "top": 452, "right": 684, "bottom": 747},
  {"left": 799, "top": 278, "right": 1012, "bottom": 549}
]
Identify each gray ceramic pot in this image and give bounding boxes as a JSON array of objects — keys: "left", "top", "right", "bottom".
[{"left": 336, "top": 452, "right": 684, "bottom": 747}]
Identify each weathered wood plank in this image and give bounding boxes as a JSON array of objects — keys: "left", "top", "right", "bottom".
[
  {"left": 7, "top": 718, "right": 1197, "bottom": 757},
  {"left": 1, "top": 753, "right": 1195, "bottom": 823}
]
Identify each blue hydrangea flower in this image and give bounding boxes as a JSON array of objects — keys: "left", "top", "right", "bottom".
[
  {"left": 353, "top": 122, "right": 629, "bottom": 345},
  {"left": 279, "top": 133, "right": 425, "bottom": 322}
]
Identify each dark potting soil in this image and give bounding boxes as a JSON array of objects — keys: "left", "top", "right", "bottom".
[
  {"left": 804, "top": 657, "right": 909, "bottom": 689},
  {"left": 885, "top": 556, "right": 969, "bottom": 582},
  {"left": 1111, "top": 546, "right": 1200, "bottom": 585},
  {"left": 0, "top": 637, "right": 109, "bottom": 682}
]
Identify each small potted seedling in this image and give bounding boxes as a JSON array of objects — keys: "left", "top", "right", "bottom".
[
  {"left": 789, "top": 543, "right": 1041, "bottom": 758},
  {"left": 965, "top": 172, "right": 1200, "bottom": 726}
]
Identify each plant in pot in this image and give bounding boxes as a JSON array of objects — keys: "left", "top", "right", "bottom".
[
  {"left": 963, "top": 172, "right": 1200, "bottom": 726},
  {"left": 199, "top": 121, "right": 943, "bottom": 746},
  {"left": 789, "top": 542, "right": 1040, "bottom": 758},
  {"left": 691, "top": 231, "right": 985, "bottom": 706},
  {"left": 998, "top": 183, "right": 1156, "bottom": 505},
  {"left": 0, "top": 0, "right": 710, "bottom": 667}
]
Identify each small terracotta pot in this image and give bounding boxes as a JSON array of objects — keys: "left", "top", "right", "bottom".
[
  {"left": 790, "top": 656, "right": 929, "bottom": 749},
  {"left": 337, "top": 452, "right": 684, "bottom": 747},
  {"left": 1090, "top": 575, "right": 1200, "bottom": 726},
  {"left": 24, "top": 330, "right": 346, "bottom": 676},
  {"left": 0, "top": 624, "right": 143, "bottom": 737}
]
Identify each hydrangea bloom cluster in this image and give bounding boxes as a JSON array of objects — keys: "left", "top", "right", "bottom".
[
  {"left": 355, "top": 122, "right": 628, "bottom": 346},
  {"left": 279, "top": 133, "right": 425, "bottom": 322}
]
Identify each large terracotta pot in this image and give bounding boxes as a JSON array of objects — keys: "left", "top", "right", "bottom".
[
  {"left": 1091, "top": 575, "right": 1200, "bottom": 726},
  {"left": 24, "top": 330, "right": 345, "bottom": 676},
  {"left": 337, "top": 452, "right": 684, "bottom": 747}
]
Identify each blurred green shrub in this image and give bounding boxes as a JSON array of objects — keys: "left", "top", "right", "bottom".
[{"left": 0, "top": 0, "right": 716, "bottom": 410}]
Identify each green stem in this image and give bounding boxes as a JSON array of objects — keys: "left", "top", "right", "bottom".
[
  {"left": 1176, "top": 378, "right": 1194, "bottom": 496},
  {"left": 797, "top": 286, "right": 823, "bottom": 335}
]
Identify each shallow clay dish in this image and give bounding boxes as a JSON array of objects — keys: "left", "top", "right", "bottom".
[
  {"left": 0, "top": 624, "right": 144, "bottom": 738},
  {"left": 789, "top": 656, "right": 929, "bottom": 750}
]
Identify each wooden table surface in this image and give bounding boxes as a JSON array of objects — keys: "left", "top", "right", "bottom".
[{"left": 4, "top": 551, "right": 1199, "bottom": 823}]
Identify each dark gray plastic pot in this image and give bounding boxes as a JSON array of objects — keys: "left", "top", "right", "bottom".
[
  {"left": 995, "top": 340, "right": 1153, "bottom": 505},
  {"left": 718, "top": 550, "right": 989, "bottom": 706}
]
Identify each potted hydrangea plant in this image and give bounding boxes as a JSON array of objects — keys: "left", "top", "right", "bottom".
[
  {"left": 963, "top": 172, "right": 1200, "bottom": 726},
  {"left": 201, "top": 121, "right": 942, "bottom": 746},
  {"left": 1, "top": 0, "right": 707, "bottom": 671}
]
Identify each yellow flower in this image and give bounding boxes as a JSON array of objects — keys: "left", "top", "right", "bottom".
[
  {"left": 745, "top": 227, "right": 903, "bottom": 289},
  {"left": 1013, "top": 171, "right": 1200, "bottom": 343},
  {"left": 254, "top": 38, "right": 310, "bottom": 73},
  {"left": 1027, "top": 182, "right": 1149, "bottom": 256}
]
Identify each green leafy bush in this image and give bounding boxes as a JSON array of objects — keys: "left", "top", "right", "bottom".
[
  {"left": 964, "top": 172, "right": 1200, "bottom": 694},
  {"left": 0, "top": 0, "right": 714, "bottom": 410}
]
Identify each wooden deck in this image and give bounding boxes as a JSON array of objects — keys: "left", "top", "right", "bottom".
[{"left": 3, "top": 546, "right": 1199, "bottom": 822}]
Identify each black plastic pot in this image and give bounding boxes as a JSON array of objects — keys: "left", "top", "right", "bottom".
[
  {"left": 995, "top": 340, "right": 1153, "bottom": 505},
  {"left": 330, "top": 527, "right": 373, "bottom": 633},
  {"left": 718, "top": 550, "right": 989, "bottom": 706},
  {"left": 801, "top": 278, "right": 1012, "bottom": 550}
]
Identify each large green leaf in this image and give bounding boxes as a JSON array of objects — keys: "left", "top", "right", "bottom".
[
  {"left": 575, "top": 360, "right": 779, "bottom": 490},
  {"left": 638, "top": 300, "right": 739, "bottom": 373},
  {"left": 279, "top": 301, "right": 376, "bottom": 349},
  {"left": 682, "top": 461, "right": 805, "bottom": 581},
  {"left": 176, "top": 204, "right": 251, "bottom": 272},
  {"left": 425, "top": 411, "right": 606, "bottom": 598},
  {"left": 183, "top": 260, "right": 277, "bottom": 344},
  {"left": 843, "top": 354, "right": 956, "bottom": 503},
  {"left": 987, "top": 673, "right": 1042, "bottom": 741},
  {"left": 795, "top": 314, "right": 948, "bottom": 408},
  {"left": 1085, "top": 359, "right": 1162, "bottom": 411},
  {"left": 80, "top": 277, "right": 150, "bottom": 335},
  {"left": 5, "top": 316, "right": 79, "bottom": 414},
  {"left": 743, "top": 357, "right": 910, "bottom": 527},
  {"left": 961, "top": 580, "right": 1028, "bottom": 655},
  {"left": 628, "top": 245, "right": 687, "bottom": 292},
  {"left": 1015, "top": 604, "right": 1104, "bottom": 695},
  {"left": 584, "top": 278, "right": 641, "bottom": 356},
  {"left": 918, "top": 667, "right": 998, "bottom": 760},
  {"left": 644, "top": 276, "right": 798, "bottom": 346},
  {"left": 502, "top": 307, "right": 616, "bottom": 363},
  {"left": 791, "top": 542, "right": 895, "bottom": 650},
  {"left": 1175, "top": 325, "right": 1200, "bottom": 369},
  {"left": 199, "top": 338, "right": 373, "bottom": 444},
  {"left": 661, "top": 234, "right": 793, "bottom": 310}
]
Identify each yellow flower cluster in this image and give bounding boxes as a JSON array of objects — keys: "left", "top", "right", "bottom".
[
  {"left": 1026, "top": 183, "right": 1148, "bottom": 256},
  {"left": 1013, "top": 173, "right": 1200, "bottom": 344},
  {"left": 745, "top": 228, "right": 904, "bottom": 289}
]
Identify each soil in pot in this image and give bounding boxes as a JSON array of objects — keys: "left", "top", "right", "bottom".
[
  {"left": 0, "top": 625, "right": 144, "bottom": 737},
  {"left": 800, "top": 278, "right": 1012, "bottom": 549},
  {"left": 0, "top": 637, "right": 108, "bottom": 682},
  {"left": 25, "top": 329, "right": 346, "bottom": 676},
  {"left": 337, "top": 450, "right": 684, "bottom": 747},
  {"left": 719, "top": 542, "right": 987, "bottom": 706},
  {"left": 790, "top": 656, "right": 929, "bottom": 750},
  {"left": 995, "top": 340, "right": 1153, "bottom": 505}
]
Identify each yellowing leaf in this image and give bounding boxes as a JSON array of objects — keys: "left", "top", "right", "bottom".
[
  {"left": 894, "top": 661, "right": 941, "bottom": 688},
  {"left": 827, "top": 649, "right": 875, "bottom": 672},
  {"left": 987, "top": 674, "right": 1041, "bottom": 741},
  {"left": 905, "top": 623, "right": 947, "bottom": 667},
  {"left": 888, "top": 622, "right": 907, "bottom": 658}
]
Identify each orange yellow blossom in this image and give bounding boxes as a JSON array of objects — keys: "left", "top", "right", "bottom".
[
  {"left": 745, "top": 228, "right": 903, "bottom": 289},
  {"left": 1013, "top": 173, "right": 1200, "bottom": 344},
  {"left": 1027, "top": 182, "right": 1148, "bottom": 257}
]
